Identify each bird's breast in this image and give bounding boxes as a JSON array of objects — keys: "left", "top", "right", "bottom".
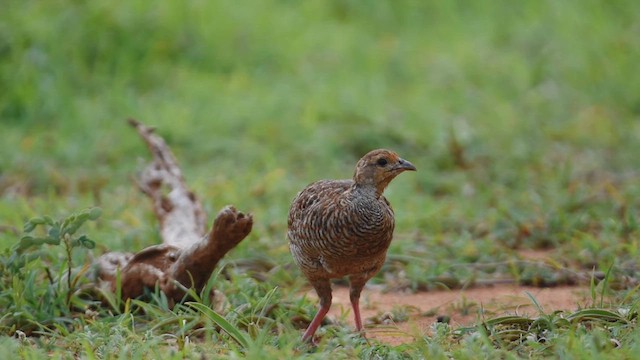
[{"left": 288, "top": 181, "right": 396, "bottom": 276}]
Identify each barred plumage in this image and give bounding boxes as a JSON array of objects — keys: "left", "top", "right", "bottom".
[{"left": 288, "top": 149, "right": 416, "bottom": 341}]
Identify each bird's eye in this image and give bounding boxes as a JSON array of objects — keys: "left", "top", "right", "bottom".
[{"left": 376, "top": 158, "right": 388, "bottom": 167}]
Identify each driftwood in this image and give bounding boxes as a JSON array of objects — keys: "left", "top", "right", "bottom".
[{"left": 94, "top": 119, "right": 253, "bottom": 305}]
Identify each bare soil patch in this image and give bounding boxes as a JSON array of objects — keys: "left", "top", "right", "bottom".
[{"left": 310, "top": 284, "right": 591, "bottom": 345}]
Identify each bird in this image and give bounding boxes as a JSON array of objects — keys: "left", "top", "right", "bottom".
[{"left": 287, "top": 149, "right": 416, "bottom": 341}]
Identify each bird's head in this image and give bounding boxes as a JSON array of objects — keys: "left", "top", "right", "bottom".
[{"left": 353, "top": 149, "right": 416, "bottom": 196}]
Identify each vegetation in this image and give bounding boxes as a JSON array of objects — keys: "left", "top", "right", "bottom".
[{"left": 1, "top": 0, "right": 640, "bottom": 358}]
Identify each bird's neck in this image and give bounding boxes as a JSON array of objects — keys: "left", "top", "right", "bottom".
[{"left": 351, "top": 182, "right": 384, "bottom": 199}]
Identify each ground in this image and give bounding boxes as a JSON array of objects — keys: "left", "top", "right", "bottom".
[
  {"left": 325, "top": 284, "right": 589, "bottom": 346},
  {"left": 304, "top": 249, "right": 594, "bottom": 345}
]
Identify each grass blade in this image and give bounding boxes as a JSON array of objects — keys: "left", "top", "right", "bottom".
[
  {"left": 187, "top": 302, "right": 250, "bottom": 349},
  {"left": 590, "top": 267, "right": 597, "bottom": 306},
  {"left": 567, "top": 309, "right": 628, "bottom": 324},
  {"left": 600, "top": 263, "right": 614, "bottom": 308},
  {"left": 524, "top": 291, "right": 544, "bottom": 314},
  {"left": 485, "top": 315, "right": 534, "bottom": 327}
]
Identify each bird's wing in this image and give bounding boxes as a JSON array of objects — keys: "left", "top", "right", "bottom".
[{"left": 287, "top": 180, "right": 351, "bottom": 244}]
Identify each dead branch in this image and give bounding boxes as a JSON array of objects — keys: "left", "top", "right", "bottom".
[
  {"left": 94, "top": 119, "right": 253, "bottom": 305},
  {"left": 128, "top": 118, "right": 207, "bottom": 248}
]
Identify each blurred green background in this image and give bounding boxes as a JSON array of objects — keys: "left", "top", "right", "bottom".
[{"left": 1, "top": 0, "right": 640, "bottom": 282}]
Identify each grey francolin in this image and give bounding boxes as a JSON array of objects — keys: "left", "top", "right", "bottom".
[{"left": 288, "top": 149, "right": 416, "bottom": 341}]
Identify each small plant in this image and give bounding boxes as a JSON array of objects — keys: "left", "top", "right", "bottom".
[
  {"left": 453, "top": 292, "right": 636, "bottom": 357},
  {"left": 19, "top": 207, "right": 100, "bottom": 306},
  {"left": 0, "top": 207, "right": 101, "bottom": 335}
]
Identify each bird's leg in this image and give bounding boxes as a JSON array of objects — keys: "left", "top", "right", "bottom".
[
  {"left": 348, "top": 275, "right": 369, "bottom": 333},
  {"left": 302, "top": 278, "right": 332, "bottom": 342}
]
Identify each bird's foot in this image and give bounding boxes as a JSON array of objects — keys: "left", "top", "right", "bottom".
[{"left": 357, "top": 328, "right": 372, "bottom": 346}]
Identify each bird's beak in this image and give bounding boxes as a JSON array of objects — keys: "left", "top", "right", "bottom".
[{"left": 396, "top": 158, "right": 417, "bottom": 171}]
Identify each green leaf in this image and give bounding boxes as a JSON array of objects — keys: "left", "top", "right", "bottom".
[
  {"left": 77, "top": 212, "right": 90, "bottom": 221},
  {"left": 42, "top": 237, "right": 60, "bottom": 245},
  {"left": 23, "top": 222, "right": 36, "bottom": 233},
  {"left": 62, "top": 222, "right": 81, "bottom": 235},
  {"left": 48, "top": 227, "right": 60, "bottom": 240},
  {"left": 187, "top": 302, "right": 250, "bottom": 349},
  {"left": 16, "top": 236, "right": 60, "bottom": 251},
  {"left": 17, "top": 236, "right": 36, "bottom": 250},
  {"left": 30, "top": 217, "right": 46, "bottom": 224},
  {"left": 62, "top": 215, "right": 77, "bottom": 229},
  {"left": 87, "top": 207, "right": 102, "bottom": 220},
  {"left": 77, "top": 235, "right": 96, "bottom": 249}
]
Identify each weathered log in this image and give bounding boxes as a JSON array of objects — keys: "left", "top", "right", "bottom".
[{"left": 94, "top": 119, "right": 252, "bottom": 305}]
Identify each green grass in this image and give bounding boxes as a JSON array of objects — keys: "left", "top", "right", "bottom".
[{"left": 2, "top": 0, "right": 640, "bottom": 358}]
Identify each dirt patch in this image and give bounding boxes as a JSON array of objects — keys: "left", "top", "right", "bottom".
[
  {"left": 517, "top": 248, "right": 554, "bottom": 261},
  {"left": 310, "top": 284, "right": 592, "bottom": 345}
]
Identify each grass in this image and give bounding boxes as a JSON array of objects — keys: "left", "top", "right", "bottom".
[{"left": 1, "top": 0, "right": 640, "bottom": 358}]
